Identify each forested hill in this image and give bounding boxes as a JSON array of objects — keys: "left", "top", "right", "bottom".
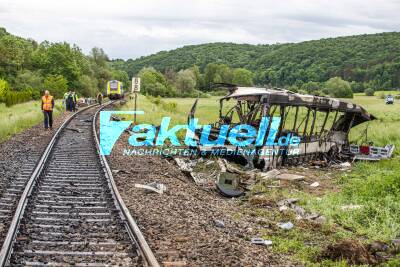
[
  {"left": 113, "top": 32, "right": 400, "bottom": 90},
  {"left": 112, "top": 43, "right": 269, "bottom": 76}
]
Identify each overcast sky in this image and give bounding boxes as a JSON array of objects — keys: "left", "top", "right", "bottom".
[{"left": 0, "top": 0, "right": 399, "bottom": 59}]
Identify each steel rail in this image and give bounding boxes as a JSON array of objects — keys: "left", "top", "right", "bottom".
[{"left": 92, "top": 104, "right": 160, "bottom": 267}]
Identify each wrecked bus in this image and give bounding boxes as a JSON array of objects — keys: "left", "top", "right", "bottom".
[{"left": 189, "top": 84, "right": 393, "bottom": 170}]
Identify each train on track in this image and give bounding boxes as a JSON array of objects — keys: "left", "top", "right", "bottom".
[{"left": 106, "top": 80, "right": 124, "bottom": 100}]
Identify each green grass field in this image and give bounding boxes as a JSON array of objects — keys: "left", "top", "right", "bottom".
[
  {"left": 121, "top": 94, "right": 221, "bottom": 124},
  {"left": 0, "top": 100, "right": 64, "bottom": 143},
  {"left": 122, "top": 93, "right": 400, "bottom": 265}
]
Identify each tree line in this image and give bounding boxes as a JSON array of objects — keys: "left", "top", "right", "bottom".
[
  {"left": 113, "top": 32, "right": 400, "bottom": 97},
  {"left": 136, "top": 64, "right": 254, "bottom": 98},
  {"left": 0, "top": 27, "right": 129, "bottom": 106},
  {"left": 133, "top": 63, "right": 354, "bottom": 98}
]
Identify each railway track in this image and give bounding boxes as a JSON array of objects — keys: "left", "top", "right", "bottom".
[{"left": 0, "top": 103, "right": 159, "bottom": 266}]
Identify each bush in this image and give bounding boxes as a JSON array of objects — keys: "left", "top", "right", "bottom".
[
  {"left": 146, "top": 95, "right": 161, "bottom": 105},
  {"left": 75, "top": 75, "right": 98, "bottom": 97},
  {"left": 364, "top": 88, "right": 375, "bottom": 96},
  {"left": 288, "top": 85, "right": 299, "bottom": 93},
  {"left": 312, "top": 90, "right": 323, "bottom": 96},
  {"left": 3, "top": 90, "right": 31, "bottom": 107},
  {"left": 324, "top": 77, "right": 353, "bottom": 98},
  {"left": 29, "top": 88, "right": 41, "bottom": 100},
  {"left": 162, "top": 102, "right": 177, "bottom": 112},
  {"left": 0, "top": 79, "right": 39, "bottom": 106},
  {"left": 145, "top": 95, "right": 177, "bottom": 112},
  {"left": 350, "top": 81, "right": 365, "bottom": 93},
  {"left": 301, "top": 81, "right": 320, "bottom": 94},
  {"left": 377, "top": 91, "right": 385, "bottom": 99},
  {"left": 232, "top": 68, "right": 254, "bottom": 86},
  {"left": 0, "top": 78, "right": 10, "bottom": 101},
  {"left": 14, "top": 70, "right": 42, "bottom": 90},
  {"left": 198, "top": 91, "right": 211, "bottom": 98},
  {"left": 43, "top": 74, "right": 68, "bottom": 98}
]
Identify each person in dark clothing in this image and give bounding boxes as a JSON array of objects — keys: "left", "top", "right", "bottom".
[
  {"left": 71, "top": 91, "right": 78, "bottom": 111},
  {"left": 66, "top": 91, "right": 74, "bottom": 112},
  {"left": 41, "top": 90, "right": 55, "bottom": 130},
  {"left": 97, "top": 92, "right": 103, "bottom": 105}
]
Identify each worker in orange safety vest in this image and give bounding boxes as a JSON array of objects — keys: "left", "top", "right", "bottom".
[{"left": 41, "top": 90, "right": 55, "bottom": 130}]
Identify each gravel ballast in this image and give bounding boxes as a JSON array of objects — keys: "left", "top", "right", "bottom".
[{"left": 107, "top": 133, "right": 293, "bottom": 266}]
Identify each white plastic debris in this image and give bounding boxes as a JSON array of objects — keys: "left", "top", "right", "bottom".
[
  {"left": 293, "top": 205, "right": 306, "bottom": 217},
  {"left": 279, "top": 205, "right": 289, "bottom": 211},
  {"left": 174, "top": 158, "right": 193, "bottom": 172},
  {"left": 315, "top": 216, "right": 327, "bottom": 224},
  {"left": 341, "top": 204, "right": 362, "bottom": 210},
  {"left": 134, "top": 182, "right": 167, "bottom": 194},
  {"left": 277, "top": 222, "right": 294, "bottom": 230},
  {"left": 340, "top": 162, "right": 351, "bottom": 168},
  {"left": 259, "top": 169, "right": 281, "bottom": 180},
  {"left": 217, "top": 158, "right": 227, "bottom": 173},
  {"left": 275, "top": 173, "right": 304, "bottom": 181},
  {"left": 277, "top": 198, "right": 299, "bottom": 206},
  {"left": 251, "top": 237, "right": 273, "bottom": 246},
  {"left": 310, "top": 182, "right": 320, "bottom": 187},
  {"left": 213, "top": 219, "right": 225, "bottom": 228},
  {"left": 305, "top": 213, "right": 320, "bottom": 220},
  {"left": 217, "top": 159, "right": 244, "bottom": 174},
  {"left": 333, "top": 162, "right": 352, "bottom": 168}
]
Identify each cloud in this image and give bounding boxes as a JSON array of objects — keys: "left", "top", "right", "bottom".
[{"left": 0, "top": 0, "right": 399, "bottom": 59}]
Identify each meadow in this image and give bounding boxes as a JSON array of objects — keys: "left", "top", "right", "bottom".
[{"left": 0, "top": 100, "right": 63, "bottom": 143}]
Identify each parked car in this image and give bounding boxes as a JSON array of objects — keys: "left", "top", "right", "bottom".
[{"left": 386, "top": 94, "right": 394, "bottom": 104}]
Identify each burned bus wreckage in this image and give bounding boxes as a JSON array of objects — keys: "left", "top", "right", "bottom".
[{"left": 186, "top": 84, "right": 394, "bottom": 196}]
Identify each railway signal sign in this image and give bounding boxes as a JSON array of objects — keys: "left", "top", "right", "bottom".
[
  {"left": 132, "top": 77, "right": 141, "bottom": 92},
  {"left": 131, "top": 77, "right": 141, "bottom": 125}
]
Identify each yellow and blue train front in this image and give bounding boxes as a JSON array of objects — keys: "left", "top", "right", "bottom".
[{"left": 107, "top": 80, "right": 122, "bottom": 99}]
